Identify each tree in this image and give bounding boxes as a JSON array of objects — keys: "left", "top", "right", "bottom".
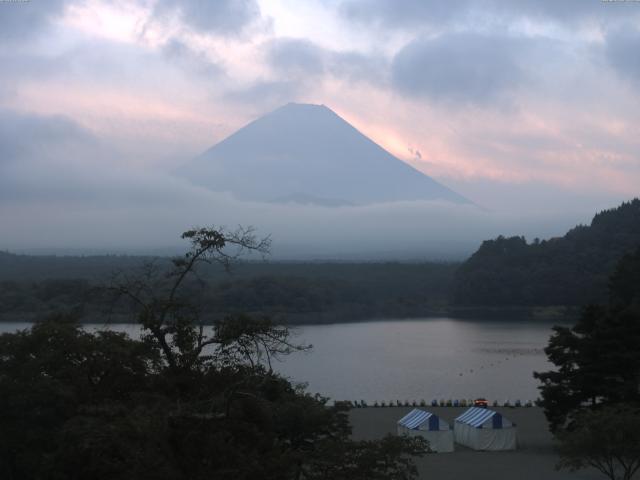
[
  {"left": 609, "top": 248, "right": 640, "bottom": 312},
  {"left": 534, "top": 247, "right": 640, "bottom": 432},
  {"left": 557, "top": 405, "right": 640, "bottom": 480},
  {"left": 0, "top": 226, "right": 428, "bottom": 479},
  {"left": 535, "top": 247, "right": 640, "bottom": 479},
  {"left": 108, "top": 226, "right": 274, "bottom": 372},
  {"left": 0, "top": 314, "right": 160, "bottom": 480}
]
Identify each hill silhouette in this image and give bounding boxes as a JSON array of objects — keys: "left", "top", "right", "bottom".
[{"left": 453, "top": 199, "right": 640, "bottom": 307}]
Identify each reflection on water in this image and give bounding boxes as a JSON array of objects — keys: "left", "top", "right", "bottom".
[{"left": 0, "top": 318, "right": 558, "bottom": 403}]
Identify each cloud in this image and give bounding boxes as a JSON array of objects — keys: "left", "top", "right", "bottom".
[
  {"left": 267, "top": 38, "right": 325, "bottom": 76},
  {"left": 265, "top": 37, "right": 387, "bottom": 86},
  {"left": 605, "top": 25, "right": 640, "bottom": 83},
  {"left": 227, "top": 79, "right": 303, "bottom": 108},
  {"left": 329, "top": 51, "right": 388, "bottom": 85},
  {"left": 339, "top": 0, "right": 640, "bottom": 30},
  {"left": 161, "top": 39, "right": 224, "bottom": 78},
  {"left": 0, "top": 0, "right": 67, "bottom": 41},
  {"left": 340, "top": 0, "right": 470, "bottom": 29},
  {"left": 0, "top": 108, "right": 226, "bottom": 207},
  {"left": 153, "top": 0, "right": 261, "bottom": 35},
  {"left": 390, "top": 33, "right": 524, "bottom": 104},
  {"left": 0, "top": 108, "right": 117, "bottom": 204},
  {"left": 0, "top": 108, "right": 98, "bottom": 168},
  {"left": 0, "top": 35, "right": 213, "bottom": 96},
  {"left": 487, "top": 0, "right": 640, "bottom": 23}
]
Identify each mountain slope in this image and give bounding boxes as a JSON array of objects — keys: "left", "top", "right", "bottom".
[
  {"left": 453, "top": 199, "right": 640, "bottom": 307},
  {"left": 178, "top": 103, "right": 469, "bottom": 205}
]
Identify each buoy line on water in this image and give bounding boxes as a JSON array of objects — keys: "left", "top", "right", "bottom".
[{"left": 341, "top": 399, "right": 536, "bottom": 408}]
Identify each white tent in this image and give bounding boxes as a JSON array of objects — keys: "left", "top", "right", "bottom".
[
  {"left": 454, "top": 407, "right": 517, "bottom": 451},
  {"left": 397, "top": 408, "right": 454, "bottom": 453}
]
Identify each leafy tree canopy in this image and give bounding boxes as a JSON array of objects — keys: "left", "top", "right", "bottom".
[{"left": 0, "top": 226, "right": 427, "bottom": 480}]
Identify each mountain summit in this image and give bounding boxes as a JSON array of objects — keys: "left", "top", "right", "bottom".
[{"left": 179, "top": 103, "right": 469, "bottom": 206}]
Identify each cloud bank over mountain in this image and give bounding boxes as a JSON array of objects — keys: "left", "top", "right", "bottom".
[{"left": 0, "top": 106, "right": 600, "bottom": 259}]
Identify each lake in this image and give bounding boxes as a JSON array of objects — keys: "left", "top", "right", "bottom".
[{"left": 0, "top": 318, "right": 557, "bottom": 403}]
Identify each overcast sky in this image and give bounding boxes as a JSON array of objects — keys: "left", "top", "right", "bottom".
[{"left": 1, "top": 0, "right": 639, "bottom": 256}]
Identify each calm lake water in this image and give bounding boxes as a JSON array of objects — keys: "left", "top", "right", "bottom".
[{"left": 0, "top": 318, "right": 557, "bottom": 403}]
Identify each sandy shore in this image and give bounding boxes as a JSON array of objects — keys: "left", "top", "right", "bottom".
[{"left": 349, "top": 407, "right": 612, "bottom": 480}]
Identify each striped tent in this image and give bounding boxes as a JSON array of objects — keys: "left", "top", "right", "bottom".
[
  {"left": 454, "top": 407, "right": 517, "bottom": 451},
  {"left": 397, "top": 409, "right": 454, "bottom": 452}
]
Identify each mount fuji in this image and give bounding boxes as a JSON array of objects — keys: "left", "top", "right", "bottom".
[{"left": 178, "top": 103, "right": 469, "bottom": 206}]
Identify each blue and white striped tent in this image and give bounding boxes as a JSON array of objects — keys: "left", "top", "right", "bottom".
[
  {"left": 397, "top": 409, "right": 454, "bottom": 452},
  {"left": 454, "top": 407, "right": 516, "bottom": 451}
]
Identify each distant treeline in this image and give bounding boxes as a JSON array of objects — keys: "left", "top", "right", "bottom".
[
  {"left": 2, "top": 198, "right": 639, "bottom": 322},
  {"left": 0, "top": 258, "right": 457, "bottom": 324},
  {"left": 452, "top": 199, "right": 640, "bottom": 307}
]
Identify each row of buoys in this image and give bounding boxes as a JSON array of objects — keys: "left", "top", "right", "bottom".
[
  {"left": 457, "top": 349, "right": 543, "bottom": 377},
  {"left": 340, "top": 399, "right": 536, "bottom": 408}
]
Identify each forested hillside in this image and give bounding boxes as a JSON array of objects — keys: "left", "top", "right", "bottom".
[{"left": 453, "top": 199, "right": 640, "bottom": 307}]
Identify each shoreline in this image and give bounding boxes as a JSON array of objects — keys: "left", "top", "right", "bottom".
[{"left": 0, "top": 306, "right": 578, "bottom": 325}]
